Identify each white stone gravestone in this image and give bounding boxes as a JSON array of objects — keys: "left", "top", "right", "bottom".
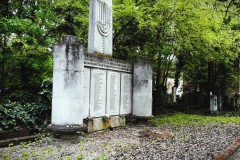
[
  {"left": 172, "top": 87, "right": 177, "bottom": 103},
  {"left": 88, "top": 0, "right": 112, "bottom": 55},
  {"left": 210, "top": 95, "right": 218, "bottom": 112}
]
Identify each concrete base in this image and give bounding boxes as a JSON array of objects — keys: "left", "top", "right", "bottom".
[
  {"left": 84, "top": 116, "right": 125, "bottom": 132},
  {"left": 47, "top": 124, "right": 87, "bottom": 133}
]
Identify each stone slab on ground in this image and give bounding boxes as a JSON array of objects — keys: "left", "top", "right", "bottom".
[
  {"left": 0, "top": 129, "right": 29, "bottom": 140},
  {"left": 0, "top": 135, "right": 39, "bottom": 148}
]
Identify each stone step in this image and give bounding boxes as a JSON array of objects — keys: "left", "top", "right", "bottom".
[
  {"left": 0, "top": 135, "right": 39, "bottom": 148},
  {"left": 0, "top": 129, "right": 29, "bottom": 140}
]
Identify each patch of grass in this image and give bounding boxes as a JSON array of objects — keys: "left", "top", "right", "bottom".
[
  {"left": 65, "top": 156, "right": 72, "bottom": 160},
  {"left": 107, "top": 146, "right": 113, "bottom": 152},
  {"left": 21, "top": 151, "right": 29, "bottom": 160},
  {"left": 151, "top": 113, "right": 240, "bottom": 127},
  {"left": 77, "top": 138, "right": 84, "bottom": 159},
  {"left": 100, "top": 152, "right": 105, "bottom": 160},
  {"left": 1, "top": 152, "right": 11, "bottom": 160},
  {"left": 124, "top": 145, "right": 129, "bottom": 151}
]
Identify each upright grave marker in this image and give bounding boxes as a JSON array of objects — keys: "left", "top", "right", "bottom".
[{"left": 88, "top": 0, "right": 112, "bottom": 55}]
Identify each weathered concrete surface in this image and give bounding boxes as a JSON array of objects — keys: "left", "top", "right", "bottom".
[
  {"left": 133, "top": 60, "right": 152, "bottom": 117},
  {"left": 83, "top": 68, "right": 91, "bottom": 118},
  {"left": 85, "top": 116, "right": 125, "bottom": 132},
  {"left": 48, "top": 124, "right": 87, "bottom": 133},
  {"left": 51, "top": 35, "right": 86, "bottom": 127},
  {"left": 88, "top": 0, "right": 112, "bottom": 55}
]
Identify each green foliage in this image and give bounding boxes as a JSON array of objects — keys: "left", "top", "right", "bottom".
[
  {"left": 100, "top": 152, "right": 106, "bottom": 160},
  {"left": 151, "top": 113, "right": 240, "bottom": 127},
  {"left": 113, "top": 0, "right": 239, "bottom": 104},
  {"left": 0, "top": 79, "right": 52, "bottom": 131},
  {"left": 0, "top": 100, "right": 50, "bottom": 131}
]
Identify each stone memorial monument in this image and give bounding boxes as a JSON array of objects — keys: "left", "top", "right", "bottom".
[{"left": 49, "top": 0, "right": 153, "bottom": 133}]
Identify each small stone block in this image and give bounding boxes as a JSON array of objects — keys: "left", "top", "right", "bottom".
[
  {"left": 61, "top": 35, "right": 78, "bottom": 44},
  {"left": 85, "top": 116, "right": 126, "bottom": 132}
]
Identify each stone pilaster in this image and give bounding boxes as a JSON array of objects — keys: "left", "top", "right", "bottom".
[
  {"left": 48, "top": 35, "right": 86, "bottom": 132},
  {"left": 132, "top": 59, "right": 153, "bottom": 117}
]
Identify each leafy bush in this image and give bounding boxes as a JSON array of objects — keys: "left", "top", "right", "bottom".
[{"left": 0, "top": 79, "right": 52, "bottom": 132}]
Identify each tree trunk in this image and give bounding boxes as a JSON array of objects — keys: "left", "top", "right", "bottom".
[
  {"left": 0, "top": 36, "right": 7, "bottom": 92},
  {"left": 156, "top": 52, "right": 162, "bottom": 88}
]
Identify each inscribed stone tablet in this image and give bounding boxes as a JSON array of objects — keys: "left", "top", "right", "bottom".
[
  {"left": 90, "top": 69, "right": 107, "bottom": 117},
  {"left": 120, "top": 73, "right": 132, "bottom": 115},
  {"left": 106, "top": 71, "right": 120, "bottom": 115},
  {"left": 83, "top": 68, "right": 90, "bottom": 118}
]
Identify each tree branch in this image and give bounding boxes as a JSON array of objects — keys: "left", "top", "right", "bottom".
[{"left": 219, "top": 0, "right": 234, "bottom": 31}]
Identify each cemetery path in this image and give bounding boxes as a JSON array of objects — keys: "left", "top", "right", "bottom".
[{"left": 1, "top": 123, "right": 240, "bottom": 159}]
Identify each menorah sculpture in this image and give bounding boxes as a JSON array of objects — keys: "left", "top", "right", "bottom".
[
  {"left": 88, "top": 0, "right": 112, "bottom": 55},
  {"left": 97, "top": 0, "right": 111, "bottom": 37}
]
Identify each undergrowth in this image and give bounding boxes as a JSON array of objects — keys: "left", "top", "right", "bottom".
[
  {"left": 151, "top": 113, "right": 240, "bottom": 127},
  {"left": 0, "top": 79, "right": 52, "bottom": 132}
]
